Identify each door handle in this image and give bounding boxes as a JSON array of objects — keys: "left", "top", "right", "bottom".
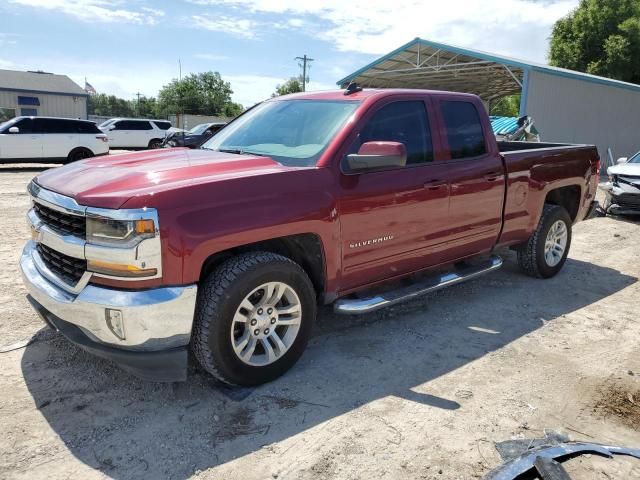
[
  {"left": 424, "top": 180, "right": 447, "bottom": 190},
  {"left": 484, "top": 171, "right": 502, "bottom": 182}
]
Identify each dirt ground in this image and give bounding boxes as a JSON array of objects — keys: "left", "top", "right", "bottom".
[{"left": 0, "top": 164, "right": 638, "bottom": 480}]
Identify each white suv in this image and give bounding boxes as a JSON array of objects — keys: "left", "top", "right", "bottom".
[
  {"left": 0, "top": 116, "right": 109, "bottom": 163},
  {"left": 99, "top": 118, "right": 172, "bottom": 149}
]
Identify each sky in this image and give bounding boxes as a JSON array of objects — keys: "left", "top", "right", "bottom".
[{"left": 0, "top": 0, "right": 580, "bottom": 107}]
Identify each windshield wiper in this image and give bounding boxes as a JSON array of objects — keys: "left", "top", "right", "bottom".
[
  {"left": 218, "top": 148, "right": 244, "bottom": 154},
  {"left": 216, "top": 147, "right": 268, "bottom": 157}
]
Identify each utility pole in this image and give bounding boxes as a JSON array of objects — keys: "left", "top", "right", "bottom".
[
  {"left": 295, "top": 54, "right": 314, "bottom": 91},
  {"left": 135, "top": 92, "right": 142, "bottom": 117}
]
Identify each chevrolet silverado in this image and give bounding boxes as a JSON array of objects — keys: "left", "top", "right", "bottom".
[{"left": 20, "top": 87, "right": 600, "bottom": 385}]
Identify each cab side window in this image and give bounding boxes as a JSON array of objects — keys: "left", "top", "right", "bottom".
[
  {"left": 440, "top": 101, "right": 487, "bottom": 159},
  {"left": 349, "top": 101, "right": 433, "bottom": 166}
]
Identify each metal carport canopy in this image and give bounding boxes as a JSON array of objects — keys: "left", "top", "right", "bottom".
[{"left": 336, "top": 38, "right": 526, "bottom": 102}]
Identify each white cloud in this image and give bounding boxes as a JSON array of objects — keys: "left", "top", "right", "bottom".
[
  {"left": 9, "top": 0, "right": 165, "bottom": 25},
  {"left": 193, "top": 53, "right": 228, "bottom": 61},
  {"left": 0, "top": 58, "right": 16, "bottom": 69},
  {"left": 0, "top": 34, "right": 19, "bottom": 48},
  {"left": 192, "top": 0, "right": 579, "bottom": 62},
  {"left": 191, "top": 14, "right": 258, "bottom": 38}
]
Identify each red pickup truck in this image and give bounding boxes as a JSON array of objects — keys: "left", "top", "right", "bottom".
[{"left": 21, "top": 88, "right": 600, "bottom": 385}]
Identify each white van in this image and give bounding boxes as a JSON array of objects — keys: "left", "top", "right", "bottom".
[
  {"left": 0, "top": 116, "right": 109, "bottom": 162},
  {"left": 99, "top": 118, "right": 172, "bottom": 149}
]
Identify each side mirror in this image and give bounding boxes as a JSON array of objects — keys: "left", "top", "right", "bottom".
[
  {"left": 617, "top": 157, "right": 628, "bottom": 164},
  {"left": 8, "top": 126, "right": 19, "bottom": 134},
  {"left": 346, "top": 141, "right": 407, "bottom": 172}
]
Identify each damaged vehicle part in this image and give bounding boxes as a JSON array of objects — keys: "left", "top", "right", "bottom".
[
  {"left": 601, "top": 150, "right": 640, "bottom": 215},
  {"left": 485, "top": 442, "right": 640, "bottom": 480}
]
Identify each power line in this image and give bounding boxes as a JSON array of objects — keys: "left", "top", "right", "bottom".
[{"left": 295, "top": 54, "right": 314, "bottom": 92}]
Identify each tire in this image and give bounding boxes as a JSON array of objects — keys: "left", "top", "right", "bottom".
[
  {"left": 66, "top": 148, "right": 93, "bottom": 163},
  {"left": 148, "top": 139, "right": 162, "bottom": 149},
  {"left": 517, "top": 204, "right": 572, "bottom": 278},
  {"left": 192, "top": 252, "right": 316, "bottom": 386}
]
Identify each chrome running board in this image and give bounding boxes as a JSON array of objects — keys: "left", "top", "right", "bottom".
[{"left": 333, "top": 255, "right": 503, "bottom": 315}]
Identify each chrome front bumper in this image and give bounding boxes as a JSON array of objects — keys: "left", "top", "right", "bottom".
[{"left": 20, "top": 241, "right": 197, "bottom": 352}]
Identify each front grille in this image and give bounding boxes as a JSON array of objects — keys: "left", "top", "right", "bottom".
[
  {"left": 613, "top": 193, "right": 640, "bottom": 209},
  {"left": 33, "top": 202, "right": 86, "bottom": 238},
  {"left": 37, "top": 243, "right": 87, "bottom": 285}
]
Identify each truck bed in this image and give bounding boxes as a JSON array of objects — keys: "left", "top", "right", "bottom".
[{"left": 498, "top": 140, "right": 578, "bottom": 152}]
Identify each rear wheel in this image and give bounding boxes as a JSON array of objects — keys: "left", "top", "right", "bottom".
[
  {"left": 192, "top": 252, "right": 316, "bottom": 386},
  {"left": 517, "top": 204, "right": 572, "bottom": 278},
  {"left": 66, "top": 148, "right": 93, "bottom": 163},
  {"left": 148, "top": 139, "right": 163, "bottom": 149}
]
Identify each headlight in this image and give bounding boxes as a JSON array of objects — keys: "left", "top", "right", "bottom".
[
  {"left": 168, "top": 140, "right": 177, "bottom": 147},
  {"left": 84, "top": 210, "right": 161, "bottom": 279},
  {"left": 86, "top": 216, "right": 156, "bottom": 247}
]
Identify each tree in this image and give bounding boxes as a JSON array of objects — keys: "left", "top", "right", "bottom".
[
  {"left": 272, "top": 77, "right": 303, "bottom": 97},
  {"left": 549, "top": 0, "right": 640, "bottom": 84},
  {"left": 490, "top": 95, "right": 521, "bottom": 117},
  {"left": 157, "top": 71, "right": 242, "bottom": 117},
  {"left": 88, "top": 93, "right": 136, "bottom": 117}
]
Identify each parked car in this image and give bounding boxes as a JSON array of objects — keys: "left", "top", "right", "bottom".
[
  {"left": 601, "top": 151, "right": 640, "bottom": 214},
  {"left": 0, "top": 116, "right": 108, "bottom": 162},
  {"left": 20, "top": 88, "right": 600, "bottom": 385},
  {"left": 162, "top": 122, "right": 227, "bottom": 149},
  {"left": 99, "top": 118, "right": 172, "bottom": 149}
]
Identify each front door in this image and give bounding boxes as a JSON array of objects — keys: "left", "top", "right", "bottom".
[
  {"left": 337, "top": 98, "right": 454, "bottom": 293},
  {"left": 0, "top": 118, "right": 41, "bottom": 159}
]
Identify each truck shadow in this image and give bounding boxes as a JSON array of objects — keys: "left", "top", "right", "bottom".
[{"left": 20, "top": 251, "right": 637, "bottom": 479}]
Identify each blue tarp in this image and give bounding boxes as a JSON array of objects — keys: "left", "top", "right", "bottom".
[{"left": 490, "top": 116, "right": 520, "bottom": 135}]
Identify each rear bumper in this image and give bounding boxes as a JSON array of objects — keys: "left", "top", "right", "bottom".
[{"left": 20, "top": 241, "right": 197, "bottom": 381}]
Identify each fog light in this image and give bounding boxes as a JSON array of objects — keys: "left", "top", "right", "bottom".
[{"left": 105, "top": 309, "right": 125, "bottom": 340}]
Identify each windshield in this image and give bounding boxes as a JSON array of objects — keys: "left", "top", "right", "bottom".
[
  {"left": 201, "top": 99, "right": 360, "bottom": 167},
  {"left": 189, "top": 123, "right": 210, "bottom": 135},
  {"left": 0, "top": 117, "right": 21, "bottom": 133},
  {"left": 99, "top": 119, "right": 115, "bottom": 128},
  {"left": 628, "top": 151, "right": 640, "bottom": 164}
]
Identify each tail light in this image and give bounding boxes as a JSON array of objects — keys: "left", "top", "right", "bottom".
[
  {"left": 96, "top": 135, "right": 108, "bottom": 143},
  {"left": 595, "top": 156, "right": 601, "bottom": 176}
]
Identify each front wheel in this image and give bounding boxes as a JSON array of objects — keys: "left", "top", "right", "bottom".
[
  {"left": 192, "top": 252, "right": 316, "bottom": 386},
  {"left": 517, "top": 204, "right": 572, "bottom": 278}
]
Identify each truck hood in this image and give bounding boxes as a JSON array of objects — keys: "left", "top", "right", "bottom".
[{"left": 34, "top": 148, "right": 289, "bottom": 209}]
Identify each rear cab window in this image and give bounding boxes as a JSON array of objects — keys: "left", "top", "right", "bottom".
[{"left": 439, "top": 100, "right": 487, "bottom": 159}]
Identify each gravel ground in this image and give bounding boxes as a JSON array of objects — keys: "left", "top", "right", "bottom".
[{"left": 0, "top": 164, "right": 638, "bottom": 479}]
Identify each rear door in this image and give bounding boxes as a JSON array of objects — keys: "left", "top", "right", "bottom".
[
  {"left": 337, "top": 97, "right": 455, "bottom": 292},
  {"left": 131, "top": 120, "right": 154, "bottom": 147},
  {"left": 434, "top": 98, "right": 505, "bottom": 258},
  {"left": 35, "top": 118, "right": 77, "bottom": 159},
  {"left": 107, "top": 120, "right": 130, "bottom": 147},
  {"left": 0, "top": 118, "right": 41, "bottom": 159}
]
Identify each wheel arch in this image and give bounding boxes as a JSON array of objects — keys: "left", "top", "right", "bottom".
[
  {"left": 198, "top": 233, "right": 327, "bottom": 299},
  {"left": 544, "top": 184, "right": 582, "bottom": 222},
  {"left": 67, "top": 146, "right": 94, "bottom": 161}
]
